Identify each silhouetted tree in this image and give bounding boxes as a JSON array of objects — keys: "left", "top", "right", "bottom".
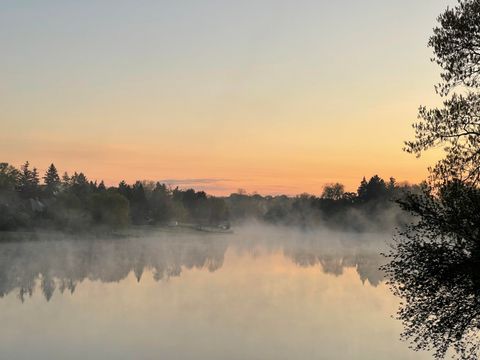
[
  {"left": 69, "top": 172, "right": 89, "bottom": 199},
  {"left": 387, "top": 177, "right": 396, "bottom": 194},
  {"left": 149, "top": 183, "right": 172, "bottom": 223},
  {"left": 118, "top": 180, "right": 131, "bottom": 199},
  {"left": 130, "top": 181, "right": 149, "bottom": 224},
  {"left": 385, "top": 1, "right": 480, "bottom": 358},
  {"left": 366, "top": 175, "right": 387, "bottom": 200},
  {"left": 43, "top": 163, "right": 60, "bottom": 196},
  {"left": 0, "top": 163, "right": 19, "bottom": 190},
  {"left": 89, "top": 181, "right": 98, "bottom": 192},
  {"left": 97, "top": 180, "right": 106, "bottom": 192},
  {"left": 355, "top": 175, "right": 388, "bottom": 202},
  {"left": 405, "top": 0, "right": 480, "bottom": 187},
  {"left": 357, "top": 177, "right": 368, "bottom": 200},
  {"left": 429, "top": 0, "right": 480, "bottom": 96},
  {"left": 0, "top": 163, "right": 21, "bottom": 230},
  {"left": 17, "top": 161, "right": 39, "bottom": 199},
  {"left": 384, "top": 181, "right": 480, "bottom": 359},
  {"left": 61, "top": 172, "right": 71, "bottom": 186},
  {"left": 321, "top": 183, "right": 345, "bottom": 200}
]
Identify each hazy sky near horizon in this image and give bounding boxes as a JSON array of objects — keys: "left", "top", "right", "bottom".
[{"left": 1, "top": 0, "right": 456, "bottom": 195}]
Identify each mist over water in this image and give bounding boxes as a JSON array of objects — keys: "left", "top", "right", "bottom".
[{"left": 0, "top": 225, "right": 431, "bottom": 360}]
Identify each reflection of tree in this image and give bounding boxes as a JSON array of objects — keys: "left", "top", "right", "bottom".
[
  {"left": 0, "top": 234, "right": 228, "bottom": 302},
  {"left": 233, "top": 233, "right": 385, "bottom": 286},
  {"left": 0, "top": 232, "right": 385, "bottom": 303},
  {"left": 285, "top": 248, "right": 384, "bottom": 286}
]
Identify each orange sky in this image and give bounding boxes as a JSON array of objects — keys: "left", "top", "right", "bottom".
[{"left": 0, "top": 1, "right": 454, "bottom": 195}]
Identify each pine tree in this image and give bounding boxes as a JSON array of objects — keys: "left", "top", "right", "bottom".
[
  {"left": 43, "top": 163, "right": 60, "bottom": 195},
  {"left": 118, "top": 181, "right": 131, "bottom": 200},
  {"left": 18, "top": 161, "right": 40, "bottom": 198},
  {"left": 98, "top": 180, "right": 106, "bottom": 192},
  {"left": 387, "top": 177, "right": 396, "bottom": 195},
  {"left": 70, "top": 172, "right": 89, "bottom": 197},
  {"left": 357, "top": 177, "right": 368, "bottom": 201},
  {"left": 131, "top": 181, "right": 149, "bottom": 224},
  {"left": 31, "top": 167, "right": 39, "bottom": 186}
]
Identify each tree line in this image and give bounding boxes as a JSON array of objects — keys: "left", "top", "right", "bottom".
[
  {"left": 0, "top": 162, "right": 228, "bottom": 231},
  {"left": 0, "top": 161, "right": 418, "bottom": 233},
  {"left": 227, "top": 176, "right": 419, "bottom": 231}
]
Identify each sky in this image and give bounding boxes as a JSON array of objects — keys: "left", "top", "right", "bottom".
[{"left": 0, "top": 0, "right": 457, "bottom": 195}]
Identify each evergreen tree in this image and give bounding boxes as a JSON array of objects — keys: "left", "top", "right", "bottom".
[
  {"left": 365, "top": 175, "right": 387, "bottom": 201},
  {"left": 61, "top": 172, "right": 71, "bottom": 190},
  {"left": 387, "top": 177, "right": 396, "bottom": 193},
  {"left": 130, "top": 181, "right": 149, "bottom": 224},
  {"left": 357, "top": 177, "right": 368, "bottom": 201},
  {"left": 89, "top": 181, "right": 98, "bottom": 192},
  {"left": 118, "top": 180, "right": 131, "bottom": 200},
  {"left": 43, "top": 163, "right": 60, "bottom": 195},
  {"left": 18, "top": 161, "right": 40, "bottom": 198},
  {"left": 98, "top": 180, "right": 106, "bottom": 192},
  {"left": 70, "top": 172, "right": 89, "bottom": 198}
]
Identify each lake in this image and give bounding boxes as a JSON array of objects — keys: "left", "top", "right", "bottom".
[{"left": 0, "top": 225, "right": 432, "bottom": 360}]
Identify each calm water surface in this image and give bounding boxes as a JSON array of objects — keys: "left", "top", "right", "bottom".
[{"left": 0, "top": 226, "right": 432, "bottom": 360}]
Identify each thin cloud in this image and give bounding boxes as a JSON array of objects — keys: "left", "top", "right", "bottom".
[{"left": 158, "top": 178, "right": 231, "bottom": 185}]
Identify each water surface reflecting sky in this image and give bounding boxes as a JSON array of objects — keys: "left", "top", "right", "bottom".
[{"left": 0, "top": 227, "right": 432, "bottom": 359}]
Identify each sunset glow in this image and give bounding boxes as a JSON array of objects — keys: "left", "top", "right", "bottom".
[{"left": 1, "top": 0, "right": 455, "bottom": 194}]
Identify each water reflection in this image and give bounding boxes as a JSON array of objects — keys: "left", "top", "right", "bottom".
[
  {"left": 0, "top": 229, "right": 432, "bottom": 360},
  {"left": 0, "top": 230, "right": 385, "bottom": 302},
  {"left": 384, "top": 239, "right": 480, "bottom": 359},
  {"left": 285, "top": 248, "right": 384, "bottom": 286}
]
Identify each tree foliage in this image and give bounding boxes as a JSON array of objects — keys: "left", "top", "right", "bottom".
[
  {"left": 406, "top": 0, "right": 480, "bottom": 187},
  {"left": 384, "top": 181, "right": 480, "bottom": 359},
  {"left": 0, "top": 162, "right": 233, "bottom": 231},
  {"left": 386, "top": 1, "right": 480, "bottom": 358},
  {"left": 43, "top": 163, "right": 60, "bottom": 195},
  {"left": 0, "top": 162, "right": 413, "bottom": 232},
  {"left": 429, "top": 0, "right": 480, "bottom": 95},
  {"left": 321, "top": 183, "right": 345, "bottom": 200}
]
